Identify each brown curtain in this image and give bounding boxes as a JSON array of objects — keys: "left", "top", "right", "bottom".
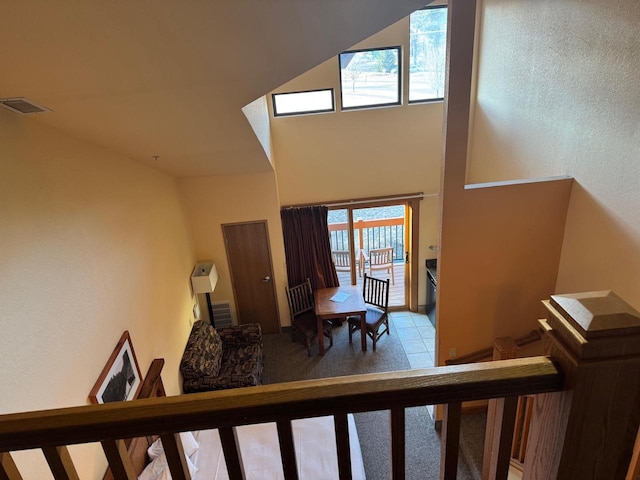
[{"left": 280, "top": 206, "right": 339, "bottom": 290}]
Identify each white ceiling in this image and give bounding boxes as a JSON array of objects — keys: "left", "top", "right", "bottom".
[{"left": 0, "top": 0, "right": 430, "bottom": 178}]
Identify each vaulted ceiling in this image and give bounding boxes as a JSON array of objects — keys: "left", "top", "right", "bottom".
[{"left": 0, "top": 1, "right": 430, "bottom": 177}]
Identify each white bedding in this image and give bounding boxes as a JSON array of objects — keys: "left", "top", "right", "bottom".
[{"left": 142, "top": 414, "right": 366, "bottom": 480}]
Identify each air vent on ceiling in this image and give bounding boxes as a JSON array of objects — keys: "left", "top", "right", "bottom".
[{"left": 0, "top": 97, "right": 51, "bottom": 115}]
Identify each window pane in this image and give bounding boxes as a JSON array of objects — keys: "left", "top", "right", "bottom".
[
  {"left": 409, "top": 7, "right": 448, "bottom": 102},
  {"left": 339, "top": 47, "right": 401, "bottom": 110},
  {"left": 327, "top": 209, "right": 352, "bottom": 286},
  {"left": 272, "top": 89, "right": 334, "bottom": 116}
]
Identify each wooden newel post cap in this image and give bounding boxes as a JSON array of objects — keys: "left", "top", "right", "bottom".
[
  {"left": 541, "top": 290, "right": 640, "bottom": 361},
  {"left": 528, "top": 291, "right": 640, "bottom": 479}
]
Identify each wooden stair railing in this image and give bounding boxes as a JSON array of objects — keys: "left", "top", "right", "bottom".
[
  {"left": 443, "top": 328, "right": 544, "bottom": 475},
  {"left": 484, "top": 337, "right": 537, "bottom": 476},
  {"left": 510, "top": 395, "right": 534, "bottom": 469},
  {"left": 0, "top": 357, "right": 562, "bottom": 480},
  {"left": 1, "top": 290, "right": 640, "bottom": 480},
  {"left": 489, "top": 291, "right": 640, "bottom": 480},
  {"left": 483, "top": 337, "right": 521, "bottom": 480},
  {"left": 444, "top": 329, "right": 542, "bottom": 366}
]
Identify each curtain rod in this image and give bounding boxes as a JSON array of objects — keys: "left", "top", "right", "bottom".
[
  {"left": 282, "top": 192, "right": 438, "bottom": 209},
  {"left": 327, "top": 193, "right": 435, "bottom": 207}
]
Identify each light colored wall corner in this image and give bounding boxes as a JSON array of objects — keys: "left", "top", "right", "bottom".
[
  {"left": 242, "top": 96, "right": 274, "bottom": 166},
  {"left": 177, "top": 171, "right": 289, "bottom": 327},
  {"left": 434, "top": 0, "right": 575, "bottom": 420},
  {"left": 468, "top": 0, "right": 640, "bottom": 310},
  {"left": 0, "top": 109, "right": 195, "bottom": 478},
  {"left": 465, "top": 0, "right": 484, "bottom": 183},
  {"left": 437, "top": 178, "right": 573, "bottom": 365}
]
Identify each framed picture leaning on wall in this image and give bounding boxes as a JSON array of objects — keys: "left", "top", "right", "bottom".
[{"left": 89, "top": 330, "right": 142, "bottom": 404}]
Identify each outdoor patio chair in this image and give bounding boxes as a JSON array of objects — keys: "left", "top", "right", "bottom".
[
  {"left": 333, "top": 249, "right": 366, "bottom": 278},
  {"left": 348, "top": 274, "right": 390, "bottom": 351},
  {"left": 368, "top": 247, "right": 395, "bottom": 285},
  {"left": 332, "top": 250, "right": 351, "bottom": 273},
  {"left": 286, "top": 278, "right": 333, "bottom": 356}
]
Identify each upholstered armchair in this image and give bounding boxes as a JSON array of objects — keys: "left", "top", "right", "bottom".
[{"left": 180, "top": 320, "right": 263, "bottom": 393}]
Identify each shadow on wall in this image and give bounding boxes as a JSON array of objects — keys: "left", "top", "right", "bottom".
[{"left": 555, "top": 182, "right": 640, "bottom": 311}]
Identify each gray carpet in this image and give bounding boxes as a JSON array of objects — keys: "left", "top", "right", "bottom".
[
  {"left": 459, "top": 412, "right": 487, "bottom": 480},
  {"left": 262, "top": 320, "right": 474, "bottom": 480}
]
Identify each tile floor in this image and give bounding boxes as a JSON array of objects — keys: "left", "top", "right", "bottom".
[
  {"left": 392, "top": 311, "right": 522, "bottom": 480},
  {"left": 389, "top": 311, "right": 436, "bottom": 369}
]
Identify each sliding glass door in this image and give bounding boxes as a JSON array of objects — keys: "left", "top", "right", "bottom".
[{"left": 328, "top": 202, "right": 408, "bottom": 308}]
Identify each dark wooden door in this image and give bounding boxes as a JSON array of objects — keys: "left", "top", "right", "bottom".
[{"left": 222, "top": 221, "right": 280, "bottom": 334}]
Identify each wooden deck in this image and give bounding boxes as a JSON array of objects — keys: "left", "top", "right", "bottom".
[{"left": 336, "top": 261, "right": 406, "bottom": 307}]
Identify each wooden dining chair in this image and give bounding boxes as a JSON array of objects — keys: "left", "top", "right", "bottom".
[
  {"left": 368, "top": 247, "right": 395, "bottom": 285},
  {"left": 286, "top": 279, "right": 333, "bottom": 356},
  {"left": 347, "top": 274, "right": 390, "bottom": 351}
]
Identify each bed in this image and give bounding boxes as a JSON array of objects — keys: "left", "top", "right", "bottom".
[{"left": 107, "top": 359, "right": 367, "bottom": 480}]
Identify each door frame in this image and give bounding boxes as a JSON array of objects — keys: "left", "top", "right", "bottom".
[
  {"left": 328, "top": 197, "right": 420, "bottom": 311},
  {"left": 222, "top": 219, "right": 281, "bottom": 332}
]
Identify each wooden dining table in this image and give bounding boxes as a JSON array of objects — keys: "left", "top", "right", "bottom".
[{"left": 314, "top": 285, "right": 367, "bottom": 355}]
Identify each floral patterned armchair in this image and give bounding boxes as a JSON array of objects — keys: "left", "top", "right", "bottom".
[{"left": 180, "top": 320, "right": 263, "bottom": 393}]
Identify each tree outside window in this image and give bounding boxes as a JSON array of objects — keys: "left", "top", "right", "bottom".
[
  {"left": 339, "top": 47, "right": 401, "bottom": 110},
  {"left": 409, "top": 6, "right": 448, "bottom": 103}
]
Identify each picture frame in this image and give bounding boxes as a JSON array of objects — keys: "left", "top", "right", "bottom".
[{"left": 89, "top": 331, "right": 142, "bottom": 404}]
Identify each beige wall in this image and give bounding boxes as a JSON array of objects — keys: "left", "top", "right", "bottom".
[
  {"left": 178, "top": 172, "right": 289, "bottom": 327},
  {"left": 272, "top": 16, "right": 444, "bottom": 305},
  {"left": 436, "top": 0, "right": 575, "bottom": 366},
  {"left": 468, "top": 0, "right": 640, "bottom": 310},
  {"left": 433, "top": 0, "right": 573, "bottom": 421},
  {"left": 0, "top": 109, "right": 196, "bottom": 478},
  {"left": 438, "top": 178, "right": 572, "bottom": 363}
]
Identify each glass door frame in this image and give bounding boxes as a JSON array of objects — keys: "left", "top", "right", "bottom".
[{"left": 328, "top": 196, "right": 421, "bottom": 311}]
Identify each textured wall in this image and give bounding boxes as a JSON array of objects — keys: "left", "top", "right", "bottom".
[
  {"left": 0, "top": 108, "right": 195, "bottom": 478},
  {"left": 469, "top": 0, "right": 640, "bottom": 309},
  {"left": 178, "top": 172, "right": 289, "bottom": 327},
  {"left": 436, "top": 0, "right": 573, "bottom": 368}
]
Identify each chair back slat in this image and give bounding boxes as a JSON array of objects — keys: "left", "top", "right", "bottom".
[
  {"left": 287, "top": 278, "right": 314, "bottom": 318},
  {"left": 331, "top": 251, "right": 351, "bottom": 272},
  {"left": 286, "top": 279, "right": 332, "bottom": 356},
  {"left": 367, "top": 247, "right": 395, "bottom": 285},
  {"left": 362, "top": 274, "right": 389, "bottom": 311},
  {"left": 286, "top": 279, "right": 314, "bottom": 317},
  {"left": 369, "top": 247, "right": 393, "bottom": 268}
]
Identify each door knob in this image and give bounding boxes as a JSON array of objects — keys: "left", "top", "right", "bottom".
[{"left": 262, "top": 276, "right": 271, "bottom": 283}]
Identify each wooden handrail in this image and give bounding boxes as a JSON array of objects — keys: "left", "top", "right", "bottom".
[
  {"left": 327, "top": 217, "right": 404, "bottom": 232},
  {"left": 329, "top": 217, "right": 405, "bottom": 258},
  {"left": 444, "top": 329, "right": 542, "bottom": 365},
  {"left": 3, "top": 286, "right": 640, "bottom": 480},
  {"left": 0, "top": 357, "right": 561, "bottom": 452}
]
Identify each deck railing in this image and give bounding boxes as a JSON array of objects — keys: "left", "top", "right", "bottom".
[
  {"left": 1, "top": 291, "right": 639, "bottom": 480},
  {"left": 329, "top": 217, "right": 405, "bottom": 262}
]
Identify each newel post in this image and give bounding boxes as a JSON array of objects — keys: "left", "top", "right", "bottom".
[{"left": 523, "top": 291, "right": 640, "bottom": 480}]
